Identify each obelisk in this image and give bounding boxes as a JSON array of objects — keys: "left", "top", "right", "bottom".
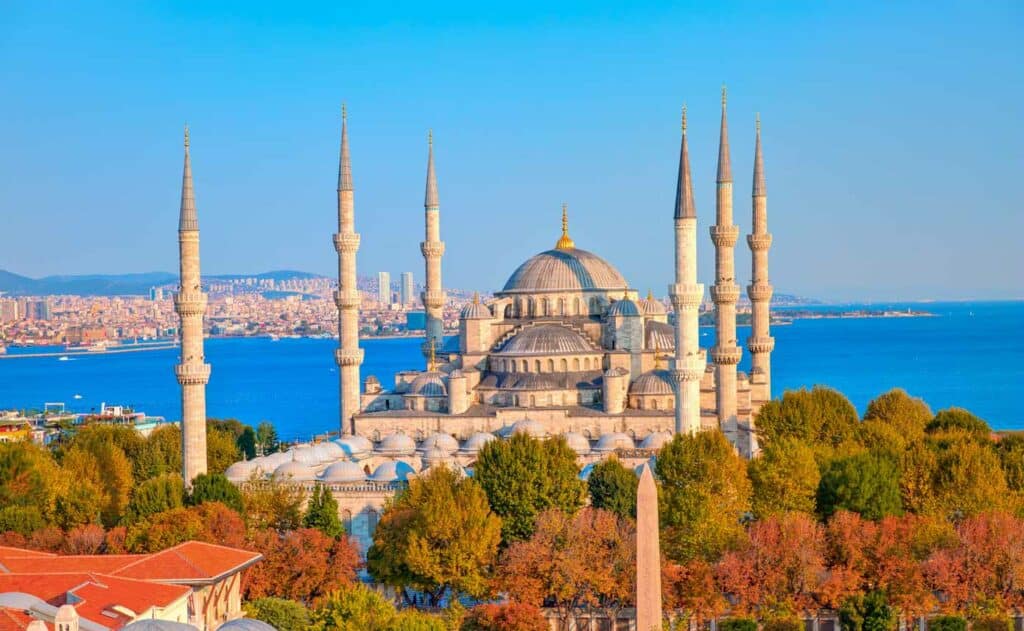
[{"left": 635, "top": 463, "right": 662, "bottom": 631}]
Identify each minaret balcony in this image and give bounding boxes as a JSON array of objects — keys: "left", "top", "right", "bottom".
[
  {"left": 420, "top": 241, "right": 446, "bottom": 258},
  {"left": 175, "top": 362, "right": 211, "bottom": 385},
  {"left": 710, "top": 284, "right": 741, "bottom": 303},
  {"left": 747, "top": 283, "right": 774, "bottom": 301},
  {"left": 333, "top": 290, "right": 361, "bottom": 309},
  {"left": 711, "top": 346, "right": 743, "bottom": 365},
  {"left": 747, "top": 336, "right": 776, "bottom": 354},
  {"left": 174, "top": 292, "right": 207, "bottom": 316},
  {"left": 335, "top": 348, "right": 365, "bottom": 366},
  {"left": 710, "top": 225, "right": 740, "bottom": 247},
  {"left": 421, "top": 290, "right": 446, "bottom": 309},
  {"left": 747, "top": 233, "right": 773, "bottom": 251},
  {"left": 669, "top": 283, "right": 704, "bottom": 308},
  {"left": 333, "top": 233, "right": 361, "bottom": 253}
]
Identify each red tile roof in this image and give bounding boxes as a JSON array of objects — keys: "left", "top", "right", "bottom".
[
  {"left": 0, "top": 607, "right": 43, "bottom": 631},
  {"left": 0, "top": 555, "right": 139, "bottom": 575}
]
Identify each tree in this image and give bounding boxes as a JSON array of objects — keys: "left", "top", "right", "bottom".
[
  {"left": 817, "top": 452, "right": 902, "bottom": 520},
  {"left": 53, "top": 480, "right": 104, "bottom": 530},
  {"left": 245, "top": 527, "right": 360, "bottom": 604},
  {"left": 257, "top": 421, "right": 280, "bottom": 455},
  {"left": 368, "top": 466, "right": 501, "bottom": 606},
  {"left": 662, "top": 560, "right": 726, "bottom": 626},
  {"left": 656, "top": 431, "right": 752, "bottom": 562},
  {"left": 141, "top": 424, "right": 182, "bottom": 477},
  {"left": 124, "top": 474, "right": 184, "bottom": 524},
  {"left": 932, "top": 437, "right": 1010, "bottom": 516},
  {"left": 0, "top": 441, "right": 55, "bottom": 512},
  {"left": 126, "top": 506, "right": 204, "bottom": 552},
  {"left": 475, "top": 434, "right": 585, "bottom": 543},
  {"left": 718, "top": 620, "right": 757, "bottom": 631},
  {"left": 748, "top": 437, "right": 820, "bottom": 517},
  {"left": 587, "top": 457, "right": 637, "bottom": 519},
  {"left": 0, "top": 505, "right": 45, "bottom": 536},
  {"left": 62, "top": 443, "right": 134, "bottom": 527},
  {"left": 206, "top": 424, "right": 241, "bottom": 475},
  {"left": 389, "top": 610, "right": 447, "bottom": 631},
  {"left": 996, "top": 433, "right": 1024, "bottom": 491},
  {"left": 309, "top": 583, "right": 396, "bottom": 630},
  {"left": 188, "top": 472, "right": 244, "bottom": 513},
  {"left": 64, "top": 425, "right": 147, "bottom": 481},
  {"left": 755, "top": 386, "right": 859, "bottom": 448},
  {"left": 927, "top": 408, "right": 990, "bottom": 439},
  {"left": 461, "top": 603, "right": 549, "bottom": 631},
  {"left": 63, "top": 524, "right": 106, "bottom": 554},
  {"left": 838, "top": 591, "right": 895, "bottom": 631},
  {"left": 238, "top": 426, "right": 258, "bottom": 460},
  {"left": 245, "top": 597, "right": 312, "bottom": 631},
  {"left": 304, "top": 483, "right": 344, "bottom": 539},
  {"left": 243, "top": 478, "right": 305, "bottom": 531},
  {"left": 863, "top": 389, "right": 932, "bottom": 444}
]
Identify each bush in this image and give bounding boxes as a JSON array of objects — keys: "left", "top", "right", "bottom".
[
  {"left": 0, "top": 505, "right": 45, "bottom": 536},
  {"left": 929, "top": 616, "right": 967, "bottom": 631},
  {"left": 970, "top": 617, "right": 1010, "bottom": 631},
  {"left": 461, "top": 603, "right": 549, "bottom": 631},
  {"left": 719, "top": 619, "right": 758, "bottom": 631},
  {"left": 839, "top": 590, "right": 895, "bottom": 631},
  {"left": 244, "top": 597, "right": 311, "bottom": 631},
  {"left": 762, "top": 619, "right": 803, "bottom": 631},
  {"left": 188, "top": 472, "right": 244, "bottom": 513}
]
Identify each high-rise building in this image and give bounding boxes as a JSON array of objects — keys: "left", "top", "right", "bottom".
[
  {"left": 377, "top": 271, "right": 391, "bottom": 305},
  {"left": 150, "top": 287, "right": 164, "bottom": 301},
  {"left": 400, "top": 272, "right": 414, "bottom": 306},
  {"left": 0, "top": 300, "right": 17, "bottom": 322}
]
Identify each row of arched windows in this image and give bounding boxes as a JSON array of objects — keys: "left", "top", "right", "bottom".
[
  {"left": 505, "top": 296, "right": 605, "bottom": 318},
  {"left": 494, "top": 356, "right": 598, "bottom": 373}
]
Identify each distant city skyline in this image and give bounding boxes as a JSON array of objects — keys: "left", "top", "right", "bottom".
[{"left": 1, "top": 2, "right": 1021, "bottom": 301}]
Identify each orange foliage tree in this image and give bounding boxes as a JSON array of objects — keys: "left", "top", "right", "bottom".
[
  {"left": 244, "top": 527, "right": 360, "bottom": 605},
  {"left": 662, "top": 560, "right": 726, "bottom": 626},
  {"left": 462, "top": 602, "right": 550, "bottom": 631}
]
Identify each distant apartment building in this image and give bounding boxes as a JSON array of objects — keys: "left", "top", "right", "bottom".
[
  {"left": 377, "top": 271, "right": 391, "bottom": 305},
  {"left": 19, "top": 298, "right": 52, "bottom": 320},
  {"left": 0, "top": 299, "right": 18, "bottom": 322},
  {"left": 400, "top": 271, "right": 414, "bottom": 306},
  {"left": 150, "top": 286, "right": 164, "bottom": 301}
]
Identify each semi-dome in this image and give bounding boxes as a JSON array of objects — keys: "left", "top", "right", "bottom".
[
  {"left": 369, "top": 460, "right": 416, "bottom": 482},
  {"left": 419, "top": 432, "right": 459, "bottom": 454},
  {"left": 408, "top": 371, "right": 447, "bottom": 397},
  {"left": 640, "top": 291, "right": 668, "bottom": 316},
  {"left": 500, "top": 247, "right": 628, "bottom": 294},
  {"left": 459, "top": 432, "right": 497, "bottom": 454},
  {"left": 461, "top": 294, "right": 492, "bottom": 319},
  {"left": 335, "top": 435, "right": 372, "bottom": 457},
  {"left": 216, "top": 619, "right": 278, "bottom": 631},
  {"left": 562, "top": 432, "right": 592, "bottom": 455},
  {"left": 320, "top": 460, "right": 367, "bottom": 483},
  {"left": 608, "top": 297, "right": 640, "bottom": 317},
  {"left": 224, "top": 460, "right": 258, "bottom": 483},
  {"left": 645, "top": 321, "right": 675, "bottom": 351},
  {"left": 497, "top": 324, "right": 596, "bottom": 355},
  {"left": 509, "top": 419, "right": 548, "bottom": 439},
  {"left": 376, "top": 432, "right": 417, "bottom": 456},
  {"left": 629, "top": 370, "right": 674, "bottom": 395},
  {"left": 593, "top": 432, "right": 635, "bottom": 453},
  {"left": 639, "top": 431, "right": 673, "bottom": 450},
  {"left": 273, "top": 460, "right": 316, "bottom": 481}
]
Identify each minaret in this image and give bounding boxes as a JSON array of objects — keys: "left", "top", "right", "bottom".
[
  {"left": 334, "top": 105, "right": 363, "bottom": 435},
  {"left": 174, "top": 125, "right": 210, "bottom": 483},
  {"left": 420, "top": 130, "right": 446, "bottom": 361},
  {"left": 669, "top": 106, "right": 705, "bottom": 435},
  {"left": 710, "top": 87, "right": 742, "bottom": 438},
  {"left": 747, "top": 114, "right": 774, "bottom": 394}
]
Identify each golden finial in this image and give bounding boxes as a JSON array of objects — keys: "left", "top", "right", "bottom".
[
  {"left": 681, "top": 104, "right": 687, "bottom": 133},
  {"left": 184, "top": 124, "right": 190, "bottom": 148},
  {"left": 342, "top": 102, "right": 347, "bottom": 121},
  {"left": 555, "top": 202, "right": 575, "bottom": 250},
  {"left": 721, "top": 84, "right": 727, "bottom": 108},
  {"left": 427, "top": 338, "right": 437, "bottom": 372},
  {"left": 646, "top": 288, "right": 654, "bottom": 302},
  {"left": 756, "top": 112, "right": 761, "bottom": 134},
  {"left": 472, "top": 291, "right": 480, "bottom": 305},
  {"left": 428, "top": 128, "right": 433, "bottom": 147}
]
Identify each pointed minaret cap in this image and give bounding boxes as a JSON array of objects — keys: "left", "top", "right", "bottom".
[
  {"left": 674, "top": 105, "right": 696, "bottom": 219},
  {"left": 753, "top": 113, "right": 766, "bottom": 197},
  {"left": 717, "top": 85, "right": 732, "bottom": 183},
  {"left": 425, "top": 129, "right": 439, "bottom": 208},
  {"left": 178, "top": 124, "right": 198, "bottom": 232},
  {"left": 338, "top": 103, "right": 353, "bottom": 192},
  {"left": 555, "top": 202, "right": 575, "bottom": 250}
]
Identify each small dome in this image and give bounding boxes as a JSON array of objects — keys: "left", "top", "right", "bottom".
[
  {"left": 419, "top": 432, "right": 459, "bottom": 454},
  {"left": 217, "top": 619, "right": 278, "bottom": 631},
  {"left": 460, "top": 432, "right": 497, "bottom": 454},
  {"left": 273, "top": 460, "right": 317, "bottom": 481},
  {"left": 639, "top": 431, "right": 673, "bottom": 450},
  {"left": 290, "top": 446, "right": 320, "bottom": 466},
  {"left": 604, "top": 367, "right": 629, "bottom": 378},
  {"left": 510, "top": 419, "right": 548, "bottom": 439},
  {"left": 629, "top": 370, "right": 674, "bottom": 396},
  {"left": 497, "top": 325, "right": 596, "bottom": 355},
  {"left": 593, "top": 432, "right": 635, "bottom": 453},
  {"left": 640, "top": 292, "right": 668, "bottom": 316},
  {"left": 334, "top": 435, "right": 372, "bottom": 457},
  {"left": 370, "top": 460, "right": 416, "bottom": 482},
  {"left": 376, "top": 432, "right": 417, "bottom": 456},
  {"left": 461, "top": 297, "right": 492, "bottom": 319},
  {"left": 313, "top": 442, "right": 344, "bottom": 463},
  {"left": 260, "top": 451, "right": 291, "bottom": 468},
  {"left": 320, "top": 460, "right": 367, "bottom": 483},
  {"left": 561, "top": 432, "right": 592, "bottom": 455},
  {"left": 422, "top": 445, "right": 457, "bottom": 467},
  {"left": 408, "top": 371, "right": 447, "bottom": 396},
  {"left": 608, "top": 297, "right": 640, "bottom": 317},
  {"left": 224, "top": 460, "right": 257, "bottom": 483}
]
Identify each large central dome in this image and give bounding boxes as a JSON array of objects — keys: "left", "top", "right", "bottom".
[{"left": 500, "top": 247, "right": 628, "bottom": 294}]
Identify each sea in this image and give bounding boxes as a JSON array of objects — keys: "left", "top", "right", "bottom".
[{"left": 1, "top": 301, "right": 1020, "bottom": 441}]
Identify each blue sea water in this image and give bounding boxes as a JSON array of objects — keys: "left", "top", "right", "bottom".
[{"left": 0, "top": 301, "right": 1020, "bottom": 440}]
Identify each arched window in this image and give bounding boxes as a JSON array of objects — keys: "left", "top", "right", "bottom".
[
  {"left": 530, "top": 395, "right": 536, "bottom": 407},
  {"left": 522, "top": 360, "right": 529, "bottom": 372},
  {"left": 560, "top": 358, "right": 568, "bottom": 371},
  {"left": 541, "top": 298, "right": 549, "bottom": 316},
  {"left": 528, "top": 298, "right": 536, "bottom": 317},
  {"left": 504, "top": 304, "right": 512, "bottom": 319},
  {"left": 534, "top": 359, "right": 542, "bottom": 372},
  {"left": 573, "top": 358, "right": 580, "bottom": 371},
  {"left": 574, "top": 297, "right": 581, "bottom": 315},
  {"left": 509, "top": 360, "right": 516, "bottom": 373},
  {"left": 584, "top": 358, "right": 591, "bottom": 370},
  {"left": 651, "top": 399, "right": 659, "bottom": 410},
  {"left": 558, "top": 298, "right": 566, "bottom": 315},
  {"left": 547, "top": 359, "right": 555, "bottom": 372}
]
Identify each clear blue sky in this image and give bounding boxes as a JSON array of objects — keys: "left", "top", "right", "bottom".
[{"left": 1, "top": 1, "right": 1021, "bottom": 301}]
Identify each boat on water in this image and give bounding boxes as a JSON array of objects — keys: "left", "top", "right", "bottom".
[
  {"left": 73, "top": 394, "right": 83, "bottom": 399},
  {"left": 58, "top": 355, "right": 70, "bottom": 361},
  {"left": 269, "top": 334, "right": 280, "bottom": 341}
]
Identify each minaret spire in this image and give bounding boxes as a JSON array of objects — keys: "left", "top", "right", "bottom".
[
  {"left": 420, "top": 130, "right": 446, "bottom": 362},
  {"left": 747, "top": 113, "right": 774, "bottom": 455},
  {"left": 334, "top": 104, "right": 363, "bottom": 435},
  {"left": 717, "top": 86, "right": 732, "bottom": 182},
  {"left": 669, "top": 104, "right": 706, "bottom": 435},
  {"left": 174, "top": 125, "right": 210, "bottom": 484}
]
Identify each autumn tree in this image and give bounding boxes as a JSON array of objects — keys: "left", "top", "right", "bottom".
[
  {"left": 64, "top": 424, "right": 147, "bottom": 480},
  {"left": 245, "top": 597, "right": 311, "bottom": 631},
  {"left": 124, "top": 473, "right": 184, "bottom": 523},
  {"left": 748, "top": 437, "right": 820, "bottom": 517},
  {"left": 308, "top": 583, "right": 396, "bottom": 630},
  {"left": 206, "top": 424, "right": 242, "bottom": 475},
  {"left": 461, "top": 603, "right": 549, "bottom": 631},
  {"left": 304, "top": 483, "right": 344, "bottom": 539},
  {"left": 586, "top": 457, "right": 637, "bottom": 519},
  {"left": 474, "top": 433, "right": 585, "bottom": 543},
  {"left": 242, "top": 477, "right": 305, "bottom": 531},
  {"left": 662, "top": 560, "right": 726, "bottom": 626},
  {"left": 368, "top": 466, "right": 501, "bottom": 606},
  {"left": 656, "top": 431, "right": 752, "bottom": 562},
  {"left": 927, "top": 408, "right": 991, "bottom": 440},
  {"left": 53, "top": 480, "right": 104, "bottom": 530},
  {"left": 126, "top": 506, "right": 205, "bottom": 551},
  {"left": 817, "top": 451, "right": 902, "bottom": 520},
  {"left": 62, "top": 443, "right": 133, "bottom": 527},
  {"left": 931, "top": 435, "right": 1010, "bottom": 516},
  {"left": 188, "top": 472, "right": 244, "bottom": 513},
  {"left": 755, "top": 386, "right": 860, "bottom": 448},
  {"left": 0, "top": 505, "right": 45, "bottom": 536},
  {"left": 63, "top": 524, "right": 106, "bottom": 554},
  {"left": 863, "top": 389, "right": 932, "bottom": 444},
  {"left": 0, "top": 441, "right": 58, "bottom": 517},
  {"left": 996, "top": 433, "right": 1024, "bottom": 492},
  {"left": 246, "top": 527, "right": 360, "bottom": 604}
]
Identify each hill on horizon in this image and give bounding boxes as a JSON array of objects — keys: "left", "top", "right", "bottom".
[{"left": 0, "top": 269, "right": 328, "bottom": 296}]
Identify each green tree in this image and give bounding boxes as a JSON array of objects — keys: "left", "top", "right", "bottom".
[
  {"left": 926, "top": 408, "right": 990, "bottom": 439},
  {"left": 839, "top": 591, "right": 896, "bottom": 631},
  {"left": 257, "top": 421, "right": 280, "bottom": 455},
  {"left": 389, "top": 610, "right": 447, "bottom": 631},
  {"left": 62, "top": 443, "right": 134, "bottom": 527},
  {"left": 755, "top": 386, "right": 859, "bottom": 448},
  {"left": 475, "top": 433, "right": 585, "bottom": 543},
  {"left": 304, "top": 483, "right": 344, "bottom": 538},
  {"left": 141, "top": 424, "right": 182, "bottom": 478},
  {"left": 206, "top": 424, "right": 241, "bottom": 475},
  {"left": 817, "top": 451, "right": 903, "bottom": 520},
  {"left": 718, "top": 620, "right": 758, "bottom": 631},
  {"left": 188, "top": 472, "right": 245, "bottom": 513},
  {"left": 64, "top": 424, "right": 148, "bottom": 481},
  {"left": 243, "top": 478, "right": 305, "bottom": 531},
  {"left": 587, "top": 457, "right": 637, "bottom": 519},
  {"left": 238, "top": 426, "right": 258, "bottom": 460},
  {"left": 656, "top": 431, "right": 752, "bottom": 562},
  {"left": 0, "top": 505, "right": 45, "bottom": 536},
  {"left": 863, "top": 389, "right": 932, "bottom": 443},
  {"left": 748, "top": 437, "right": 820, "bottom": 517},
  {"left": 124, "top": 474, "right": 184, "bottom": 524},
  {"left": 310, "top": 584, "right": 397, "bottom": 631},
  {"left": 932, "top": 437, "right": 1009, "bottom": 516},
  {"left": 53, "top": 480, "right": 104, "bottom": 529},
  {"left": 928, "top": 617, "right": 967, "bottom": 631},
  {"left": 995, "top": 433, "right": 1024, "bottom": 491},
  {"left": 367, "top": 466, "right": 502, "bottom": 606},
  {"left": 244, "top": 597, "right": 312, "bottom": 631},
  {"left": 0, "top": 441, "right": 53, "bottom": 510}
]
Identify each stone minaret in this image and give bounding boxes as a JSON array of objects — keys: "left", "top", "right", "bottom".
[
  {"left": 420, "top": 131, "right": 446, "bottom": 361},
  {"left": 710, "top": 87, "right": 742, "bottom": 438},
  {"left": 334, "top": 106, "right": 363, "bottom": 435},
  {"left": 747, "top": 114, "right": 774, "bottom": 394},
  {"left": 174, "top": 125, "right": 210, "bottom": 483},
  {"left": 669, "top": 107, "right": 705, "bottom": 435}
]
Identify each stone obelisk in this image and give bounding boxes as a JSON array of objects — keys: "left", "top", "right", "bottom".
[{"left": 635, "top": 463, "right": 662, "bottom": 631}]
